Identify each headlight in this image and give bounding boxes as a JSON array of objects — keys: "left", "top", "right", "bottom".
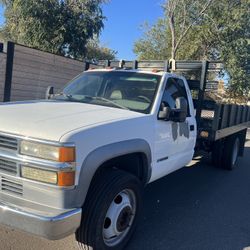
[
  {"left": 20, "top": 141, "right": 75, "bottom": 162},
  {"left": 21, "top": 166, "right": 75, "bottom": 186},
  {"left": 21, "top": 166, "right": 57, "bottom": 184}
]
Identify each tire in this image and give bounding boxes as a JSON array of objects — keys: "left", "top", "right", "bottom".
[
  {"left": 221, "top": 135, "right": 240, "bottom": 170},
  {"left": 76, "top": 169, "right": 143, "bottom": 250},
  {"left": 211, "top": 139, "right": 224, "bottom": 167}
]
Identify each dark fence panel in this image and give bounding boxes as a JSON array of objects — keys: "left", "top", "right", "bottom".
[
  {"left": 0, "top": 41, "right": 84, "bottom": 102},
  {"left": 0, "top": 43, "right": 6, "bottom": 102}
]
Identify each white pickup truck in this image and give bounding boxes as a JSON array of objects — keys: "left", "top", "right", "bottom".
[{"left": 0, "top": 60, "right": 249, "bottom": 250}]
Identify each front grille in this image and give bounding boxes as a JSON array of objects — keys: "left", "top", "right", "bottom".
[
  {"left": 0, "top": 135, "right": 18, "bottom": 151},
  {"left": 1, "top": 176, "right": 23, "bottom": 196},
  {"left": 0, "top": 158, "right": 17, "bottom": 175}
]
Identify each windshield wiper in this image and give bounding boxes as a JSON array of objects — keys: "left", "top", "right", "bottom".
[
  {"left": 56, "top": 93, "right": 88, "bottom": 102},
  {"left": 63, "top": 93, "right": 74, "bottom": 100},
  {"left": 92, "top": 97, "right": 129, "bottom": 110},
  {"left": 55, "top": 93, "right": 74, "bottom": 100},
  {"left": 55, "top": 94, "right": 129, "bottom": 110}
]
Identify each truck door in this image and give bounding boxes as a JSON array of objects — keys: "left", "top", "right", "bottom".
[{"left": 151, "top": 76, "right": 196, "bottom": 182}]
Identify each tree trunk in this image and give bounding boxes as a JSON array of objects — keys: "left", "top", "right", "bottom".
[
  {"left": 167, "top": 0, "right": 214, "bottom": 60},
  {"left": 169, "top": 15, "right": 176, "bottom": 60}
]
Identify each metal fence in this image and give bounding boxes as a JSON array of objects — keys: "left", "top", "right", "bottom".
[{"left": 0, "top": 41, "right": 85, "bottom": 102}]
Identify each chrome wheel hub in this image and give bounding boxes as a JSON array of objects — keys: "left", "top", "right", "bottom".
[
  {"left": 103, "top": 189, "right": 136, "bottom": 247},
  {"left": 116, "top": 206, "right": 133, "bottom": 232}
]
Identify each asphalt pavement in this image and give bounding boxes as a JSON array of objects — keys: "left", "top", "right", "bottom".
[{"left": 0, "top": 130, "right": 250, "bottom": 250}]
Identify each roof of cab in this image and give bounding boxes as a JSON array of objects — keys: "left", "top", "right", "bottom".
[{"left": 85, "top": 68, "right": 166, "bottom": 76}]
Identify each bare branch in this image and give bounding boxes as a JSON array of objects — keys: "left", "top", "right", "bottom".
[
  {"left": 181, "top": 0, "right": 187, "bottom": 33},
  {"left": 174, "top": 0, "right": 214, "bottom": 56},
  {"left": 167, "top": 0, "right": 180, "bottom": 58}
]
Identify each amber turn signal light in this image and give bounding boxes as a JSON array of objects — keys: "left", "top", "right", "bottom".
[
  {"left": 58, "top": 171, "right": 75, "bottom": 186},
  {"left": 59, "top": 147, "right": 76, "bottom": 162}
]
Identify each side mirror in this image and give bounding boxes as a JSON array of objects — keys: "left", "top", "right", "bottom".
[
  {"left": 45, "top": 86, "right": 54, "bottom": 99},
  {"left": 172, "top": 97, "right": 188, "bottom": 122},
  {"left": 158, "top": 105, "right": 171, "bottom": 120}
]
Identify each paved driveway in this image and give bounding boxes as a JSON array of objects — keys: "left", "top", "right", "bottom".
[{"left": 0, "top": 131, "right": 250, "bottom": 250}]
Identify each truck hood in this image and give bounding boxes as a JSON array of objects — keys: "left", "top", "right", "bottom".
[{"left": 0, "top": 100, "right": 144, "bottom": 141}]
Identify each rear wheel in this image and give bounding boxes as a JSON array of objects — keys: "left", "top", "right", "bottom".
[
  {"left": 76, "top": 169, "right": 143, "bottom": 250},
  {"left": 222, "top": 135, "right": 240, "bottom": 170},
  {"left": 211, "top": 139, "right": 224, "bottom": 167}
]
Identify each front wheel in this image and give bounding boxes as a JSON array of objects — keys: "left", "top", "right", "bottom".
[{"left": 76, "top": 169, "right": 143, "bottom": 250}]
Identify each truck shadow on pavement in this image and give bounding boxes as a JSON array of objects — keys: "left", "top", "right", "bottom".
[{"left": 126, "top": 146, "right": 250, "bottom": 250}]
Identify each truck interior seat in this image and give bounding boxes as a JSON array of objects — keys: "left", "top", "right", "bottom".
[{"left": 110, "top": 90, "right": 123, "bottom": 99}]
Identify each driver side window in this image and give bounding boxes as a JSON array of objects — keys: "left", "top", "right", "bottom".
[{"left": 161, "top": 77, "right": 190, "bottom": 116}]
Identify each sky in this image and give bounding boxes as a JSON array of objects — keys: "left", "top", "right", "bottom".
[
  {"left": 0, "top": 1, "right": 164, "bottom": 60},
  {"left": 100, "top": 0, "right": 164, "bottom": 59},
  {"left": 0, "top": 5, "right": 3, "bottom": 25}
]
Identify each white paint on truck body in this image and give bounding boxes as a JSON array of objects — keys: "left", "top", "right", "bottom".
[
  {"left": 0, "top": 69, "right": 197, "bottom": 240},
  {"left": 0, "top": 70, "right": 196, "bottom": 185}
]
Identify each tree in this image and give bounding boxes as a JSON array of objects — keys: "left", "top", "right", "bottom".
[
  {"left": 166, "top": 0, "right": 214, "bottom": 59},
  {"left": 134, "top": 19, "right": 171, "bottom": 60},
  {"left": 214, "top": 0, "right": 249, "bottom": 101},
  {"left": 134, "top": 8, "right": 217, "bottom": 61},
  {"left": 85, "top": 38, "right": 117, "bottom": 61},
  {"left": 0, "top": 0, "right": 110, "bottom": 59},
  {"left": 134, "top": 0, "right": 249, "bottom": 100}
]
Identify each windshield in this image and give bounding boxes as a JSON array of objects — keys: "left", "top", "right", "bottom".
[{"left": 54, "top": 71, "right": 162, "bottom": 114}]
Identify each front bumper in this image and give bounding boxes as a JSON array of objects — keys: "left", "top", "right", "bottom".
[{"left": 0, "top": 200, "right": 82, "bottom": 240}]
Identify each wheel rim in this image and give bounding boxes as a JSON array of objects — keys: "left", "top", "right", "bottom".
[
  {"left": 102, "top": 189, "right": 136, "bottom": 247},
  {"left": 232, "top": 138, "right": 240, "bottom": 165}
]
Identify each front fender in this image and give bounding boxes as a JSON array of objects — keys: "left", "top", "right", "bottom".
[{"left": 64, "top": 139, "right": 152, "bottom": 208}]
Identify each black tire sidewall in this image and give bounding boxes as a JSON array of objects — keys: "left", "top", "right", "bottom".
[
  {"left": 223, "top": 135, "right": 240, "bottom": 170},
  {"left": 212, "top": 140, "right": 224, "bottom": 167},
  {"left": 96, "top": 177, "right": 142, "bottom": 250},
  {"left": 230, "top": 137, "right": 240, "bottom": 168},
  {"left": 77, "top": 170, "right": 143, "bottom": 250}
]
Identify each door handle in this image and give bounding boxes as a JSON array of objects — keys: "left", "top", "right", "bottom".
[{"left": 190, "top": 125, "right": 195, "bottom": 131}]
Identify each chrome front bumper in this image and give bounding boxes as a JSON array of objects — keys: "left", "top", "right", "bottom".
[{"left": 0, "top": 200, "right": 82, "bottom": 240}]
